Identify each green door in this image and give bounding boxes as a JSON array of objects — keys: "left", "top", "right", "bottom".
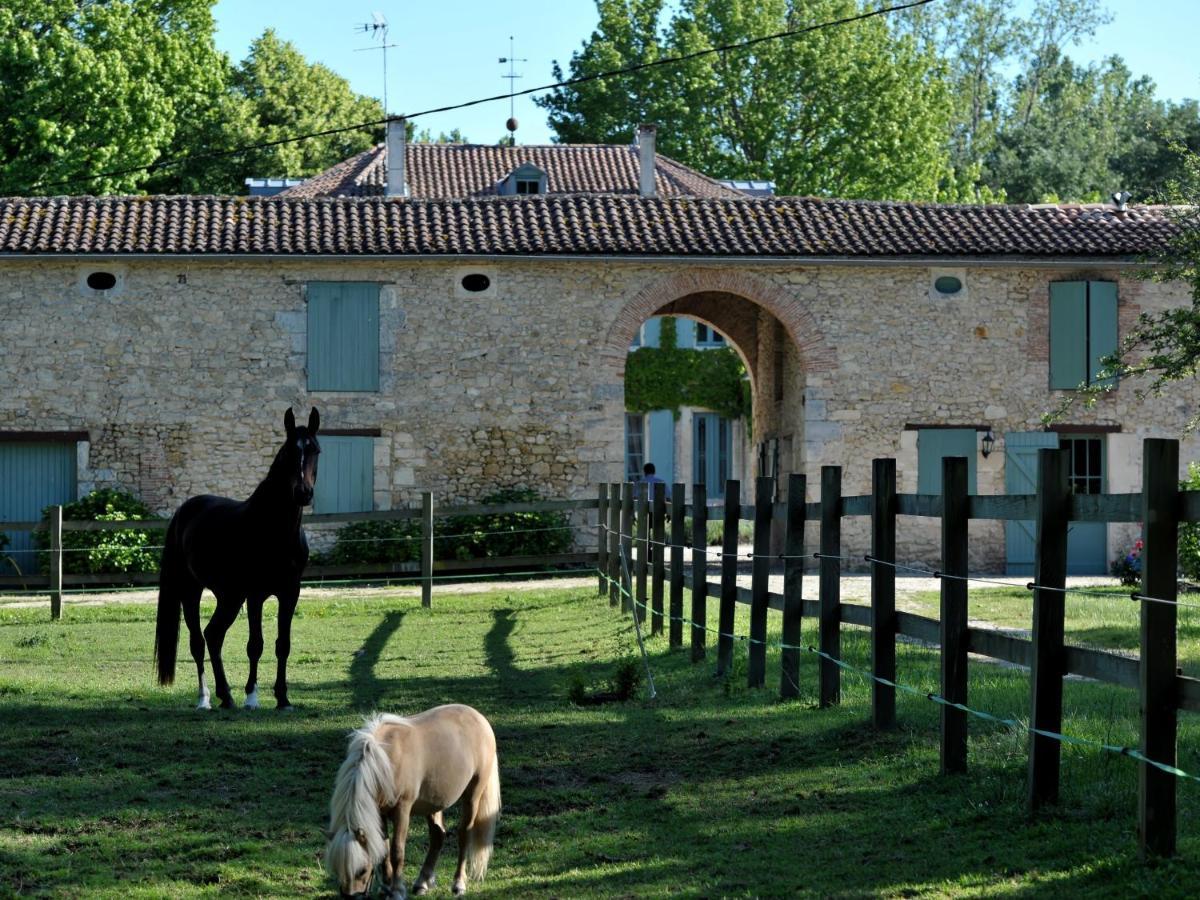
[
  {"left": 0, "top": 442, "right": 77, "bottom": 575},
  {"left": 1061, "top": 435, "right": 1107, "bottom": 575},
  {"left": 1004, "top": 432, "right": 1059, "bottom": 575}
]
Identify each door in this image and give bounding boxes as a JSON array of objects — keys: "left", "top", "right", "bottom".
[
  {"left": 1061, "top": 435, "right": 1107, "bottom": 575},
  {"left": 693, "top": 413, "right": 731, "bottom": 499},
  {"left": 1005, "top": 431, "right": 1059, "bottom": 575},
  {"left": 646, "top": 410, "right": 675, "bottom": 486},
  {"left": 0, "top": 442, "right": 77, "bottom": 575},
  {"left": 1005, "top": 431, "right": 1108, "bottom": 575}
]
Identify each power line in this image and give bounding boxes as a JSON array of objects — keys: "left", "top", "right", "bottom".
[{"left": 24, "top": 0, "right": 939, "bottom": 194}]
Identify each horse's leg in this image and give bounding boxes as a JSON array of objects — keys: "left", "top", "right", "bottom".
[
  {"left": 386, "top": 802, "right": 412, "bottom": 899},
  {"left": 243, "top": 596, "right": 266, "bottom": 709},
  {"left": 272, "top": 584, "right": 299, "bottom": 710},
  {"left": 452, "top": 790, "right": 479, "bottom": 895},
  {"left": 203, "top": 593, "right": 244, "bottom": 710},
  {"left": 180, "top": 585, "right": 209, "bottom": 710},
  {"left": 412, "top": 811, "right": 445, "bottom": 895}
]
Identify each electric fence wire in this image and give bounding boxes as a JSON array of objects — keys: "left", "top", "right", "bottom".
[
  {"left": 594, "top": 566, "right": 1200, "bottom": 785},
  {"left": 24, "top": 0, "right": 940, "bottom": 193}
]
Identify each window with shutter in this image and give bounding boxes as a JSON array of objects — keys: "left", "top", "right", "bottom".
[
  {"left": 307, "top": 282, "right": 380, "bottom": 392},
  {"left": 1049, "top": 281, "right": 1118, "bottom": 390},
  {"left": 312, "top": 435, "right": 374, "bottom": 514}
]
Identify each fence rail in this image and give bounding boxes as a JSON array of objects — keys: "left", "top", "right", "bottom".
[{"left": 595, "top": 437, "right": 1196, "bottom": 861}]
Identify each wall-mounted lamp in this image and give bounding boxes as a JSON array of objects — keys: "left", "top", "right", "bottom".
[{"left": 981, "top": 428, "right": 996, "bottom": 459}]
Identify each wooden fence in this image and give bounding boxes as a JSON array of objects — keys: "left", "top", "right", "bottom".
[
  {"left": 0, "top": 494, "right": 598, "bottom": 614},
  {"left": 595, "top": 438, "right": 1196, "bottom": 860}
]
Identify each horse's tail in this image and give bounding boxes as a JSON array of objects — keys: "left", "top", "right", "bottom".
[
  {"left": 465, "top": 754, "right": 501, "bottom": 882},
  {"left": 154, "top": 516, "right": 183, "bottom": 686}
]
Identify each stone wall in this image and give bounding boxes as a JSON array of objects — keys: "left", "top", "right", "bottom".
[{"left": 2, "top": 255, "right": 1197, "bottom": 573}]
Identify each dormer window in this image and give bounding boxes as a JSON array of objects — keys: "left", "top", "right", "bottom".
[{"left": 500, "top": 162, "right": 547, "bottom": 196}]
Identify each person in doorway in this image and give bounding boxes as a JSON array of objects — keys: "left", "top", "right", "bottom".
[{"left": 640, "top": 462, "right": 667, "bottom": 527}]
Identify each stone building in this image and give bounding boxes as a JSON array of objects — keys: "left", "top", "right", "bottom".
[{"left": 0, "top": 123, "right": 1194, "bottom": 574}]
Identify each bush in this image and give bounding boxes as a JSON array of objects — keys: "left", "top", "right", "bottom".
[
  {"left": 32, "top": 489, "right": 159, "bottom": 576},
  {"left": 1180, "top": 462, "right": 1200, "bottom": 582},
  {"left": 317, "top": 488, "right": 573, "bottom": 566}
]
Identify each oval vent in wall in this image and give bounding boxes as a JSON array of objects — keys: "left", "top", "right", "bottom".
[
  {"left": 460, "top": 273, "right": 491, "bottom": 293},
  {"left": 934, "top": 275, "right": 963, "bottom": 295},
  {"left": 86, "top": 271, "right": 118, "bottom": 291}
]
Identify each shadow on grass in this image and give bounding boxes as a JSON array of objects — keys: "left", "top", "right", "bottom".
[{"left": 350, "top": 609, "right": 405, "bottom": 711}]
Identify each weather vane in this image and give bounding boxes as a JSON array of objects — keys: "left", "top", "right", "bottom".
[
  {"left": 498, "top": 36, "right": 527, "bottom": 138},
  {"left": 354, "top": 12, "right": 398, "bottom": 116}
]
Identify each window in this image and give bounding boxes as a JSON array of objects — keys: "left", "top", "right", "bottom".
[
  {"left": 695, "top": 323, "right": 725, "bottom": 347},
  {"left": 694, "top": 413, "right": 731, "bottom": 499},
  {"left": 917, "top": 428, "right": 977, "bottom": 495},
  {"left": 307, "top": 282, "right": 380, "bottom": 391},
  {"left": 515, "top": 179, "right": 540, "bottom": 194},
  {"left": 1061, "top": 435, "right": 1103, "bottom": 496},
  {"left": 500, "top": 164, "right": 547, "bottom": 196},
  {"left": 625, "top": 414, "right": 645, "bottom": 483},
  {"left": 312, "top": 435, "right": 374, "bottom": 514},
  {"left": 1049, "top": 281, "right": 1118, "bottom": 390}
]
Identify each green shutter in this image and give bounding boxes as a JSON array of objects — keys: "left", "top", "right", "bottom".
[
  {"left": 1049, "top": 281, "right": 1087, "bottom": 390},
  {"left": 307, "top": 282, "right": 380, "bottom": 391},
  {"left": 312, "top": 436, "right": 374, "bottom": 514},
  {"left": 1088, "top": 281, "right": 1119, "bottom": 388},
  {"left": 0, "top": 442, "right": 77, "bottom": 573},
  {"left": 917, "top": 429, "right": 977, "bottom": 495}
]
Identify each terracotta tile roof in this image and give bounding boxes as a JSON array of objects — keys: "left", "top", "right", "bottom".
[
  {"left": 0, "top": 194, "right": 1179, "bottom": 259},
  {"left": 280, "top": 142, "right": 746, "bottom": 200}
]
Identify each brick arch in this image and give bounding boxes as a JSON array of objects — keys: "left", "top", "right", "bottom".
[{"left": 600, "top": 268, "right": 836, "bottom": 374}]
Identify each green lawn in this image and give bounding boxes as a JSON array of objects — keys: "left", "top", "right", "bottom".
[
  {"left": 1, "top": 583, "right": 1199, "bottom": 898},
  {"left": 895, "top": 584, "right": 1200, "bottom": 674}
]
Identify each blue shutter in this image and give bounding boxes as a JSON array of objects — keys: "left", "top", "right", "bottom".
[
  {"left": 647, "top": 410, "right": 675, "bottom": 485},
  {"left": 1088, "top": 281, "right": 1119, "bottom": 388},
  {"left": 1003, "top": 431, "right": 1059, "bottom": 575},
  {"left": 312, "top": 436, "right": 374, "bottom": 514},
  {"left": 917, "top": 429, "right": 977, "bottom": 495},
  {"left": 641, "top": 318, "right": 662, "bottom": 349},
  {"left": 1049, "top": 281, "right": 1087, "bottom": 389},
  {"left": 676, "top": 320, "right": 696, "bottom": 349},
  {"left": 0, "top": 442, "right": 77, "bottom": 574},
  {"left": 307, "top": 283, "right": 380, "bottom": 391}
]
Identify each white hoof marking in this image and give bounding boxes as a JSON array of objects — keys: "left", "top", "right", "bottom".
[{"left": 244, "top": 688, "right": 259, "bottom": 710}]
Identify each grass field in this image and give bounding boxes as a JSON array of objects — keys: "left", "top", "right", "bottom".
[{"left": 2, "top": 582, "right": 1200, "bottom": 898}]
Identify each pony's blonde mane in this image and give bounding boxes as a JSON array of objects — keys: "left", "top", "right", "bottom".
[{"left": 325, "top": 714, "right": 405, "bottom": 882}]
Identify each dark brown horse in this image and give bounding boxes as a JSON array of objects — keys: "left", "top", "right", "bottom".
[{"left": 154, "top": 407, "right": 320, "bottom": 710}]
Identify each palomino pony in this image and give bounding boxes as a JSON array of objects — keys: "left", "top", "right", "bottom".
[
  {"left": 326, "top": 704, "right": 501, "bottom": 899},
  {"left": 154, "top": 407, "right": 320, "bottom": 710}
]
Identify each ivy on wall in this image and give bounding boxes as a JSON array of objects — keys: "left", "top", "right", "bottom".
[{"left": 625, "top": 317, "right": 751, "bottom": 421}]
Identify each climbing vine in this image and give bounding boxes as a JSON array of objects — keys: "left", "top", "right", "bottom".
[{"left": 625, "top": 317, "right": 751, "bottom": 420}]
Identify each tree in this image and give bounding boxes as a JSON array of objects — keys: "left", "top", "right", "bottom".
[
  {"left": 0, "top": 0, "right": 230, "bottom": 195},
  {"left": 538, "top": 0, "right": 959, "bottom": 201}
]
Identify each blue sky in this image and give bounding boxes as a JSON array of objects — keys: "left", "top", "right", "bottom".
[{"left": 212, "top": 0, "right": 1198, "bottom": 146}]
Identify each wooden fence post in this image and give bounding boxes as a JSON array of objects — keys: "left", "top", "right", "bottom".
[
  {"left": 717, "top": 480, "right": 741, "bottom": 677},
  {"left": 818, "top": 466, "right": 841, "bottom": 708},
  {"left": 620, "top": 483, "right": 634, "bottom": 614},
  {"left": 781, "top": 473, "right": 805, "bottom": 699},
  {"left": 608, "top": 482, "right": 621, "bottom": 607},
  {"left": 669, "top": 483, "right": 685, "bottom": 647},
  {"left": 49, "top": 505, "right": 63, "bottom": 620},
  {"left": 691, "top": 484, "right": 708, "bottom": 662},
  {"left": 421, "top": 491, "right": 433, "bottom": 609},
  {"left": 1028, "top": 447, "right": 1070, "bottom": 811},
  {"left": 940, "top": 457, "right": 969, "bottom": 774},
  {"left": 748, "top": 476, "right": 773, "bottom": 688},
  {"left": 651, "top": 482, "right": 666, "bottom": 636},
  {"left": 597, "top": 484, "right": 608, "bottom": 596},
  {"left": 871, "top": 459, "right": 897, "bottom": 729},
  {"left": 636, "top": 486, "right": 649, "bottom": 624},
  {"left": 1140, "top": 437, "right": 1179, "bottom": 859}
]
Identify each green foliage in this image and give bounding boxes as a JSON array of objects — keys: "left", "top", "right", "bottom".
[
  {"left": 1181, "top": 463, "right": 1200, "bottom": 582},
  {"left": 539, "top": 0, "right": 958, "bottom": 201},
  {"left": 32, "top": 489, "right": 159, "bottom": 576},
  {"left": 625, "top": 318, "right": 751, "bottom": 420},
  {"left": 316, "top": 488, "right": 572, "bottom": 567}
]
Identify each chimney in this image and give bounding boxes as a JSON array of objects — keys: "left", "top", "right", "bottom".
[
  {"left": 386, "top": 116, "right": 409, "bottom": 197},
  {"left": 637, "top": 123, "right": 657, "bottom": 198}
]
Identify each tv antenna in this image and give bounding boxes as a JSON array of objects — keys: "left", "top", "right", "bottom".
[
  {"left": 354, "top": 12, "right": 398, "bottom": 115},
  {"left": 498, "top": 36, "right": 527, "bottom": 138}
]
